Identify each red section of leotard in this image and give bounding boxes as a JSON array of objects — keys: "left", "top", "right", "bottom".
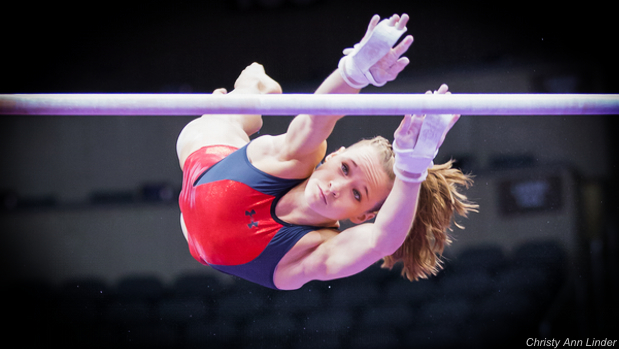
[{"left": 179, "top": 145, "right": 284, "bottom": 266}]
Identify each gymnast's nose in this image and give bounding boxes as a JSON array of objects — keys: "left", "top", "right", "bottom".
[{"left": 328, "top": 180, "right": 341, "bottom": 198}]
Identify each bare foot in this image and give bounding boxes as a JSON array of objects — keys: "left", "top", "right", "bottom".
[{"left": 232, "top": 63, "right": 282, "bottom": 95}]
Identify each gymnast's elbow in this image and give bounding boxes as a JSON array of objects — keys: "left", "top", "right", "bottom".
[{"left": 369, "top": 226, "right": 408, "bottom": 258}]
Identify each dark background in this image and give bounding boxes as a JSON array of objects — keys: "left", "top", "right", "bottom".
[
  {"left": 3, "top": 0, "right": 617, "bottom": 94},
  {"left": 2, "top": 0, "right": 618, "bottom": 348}
]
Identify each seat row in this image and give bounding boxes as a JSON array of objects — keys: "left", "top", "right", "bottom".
[{"left": 7, "top": 240, "right": 567, "bottom": 348}]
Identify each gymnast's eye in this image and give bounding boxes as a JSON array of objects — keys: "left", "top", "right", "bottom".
[
  {"left": 341, "top": 163, "right": 349, "bottom": 175},
  {"left": 353, "top": 189, "right": 361, "bottom": 202}
]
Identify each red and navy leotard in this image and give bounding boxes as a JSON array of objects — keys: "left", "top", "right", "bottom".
[{"left": 178, "top": 143, "right": 321, "bottom": 289}]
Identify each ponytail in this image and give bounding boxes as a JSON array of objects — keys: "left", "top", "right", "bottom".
[{"left": 381, "top": 160, "right": 478, "bottom": 281}]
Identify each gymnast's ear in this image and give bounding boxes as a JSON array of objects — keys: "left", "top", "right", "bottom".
[
  {"left": 325, "top": 146, "right": 346, "bottom": 162},
  {"left": 350, "top": 211, "right": 377, "bottom": 224}
]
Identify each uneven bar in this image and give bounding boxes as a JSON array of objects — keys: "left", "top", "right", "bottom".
[{"left": 1, "top": 94, "right": 618, "bottom": 115}]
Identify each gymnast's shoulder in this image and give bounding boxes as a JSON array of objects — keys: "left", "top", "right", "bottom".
[{"left": 247, "top": 134, "right": 324, "bottom": 179}]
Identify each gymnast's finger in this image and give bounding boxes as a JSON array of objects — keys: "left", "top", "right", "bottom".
[
  {"left": 392, "top": 35, "right": 413, "bottom": 58},
  {"left": 439, "top": 114, "right": 461, "bottom": 147},
  {"left": 435, "top": 84, "right": 449, "bottom": 94},
  {"left": 388, "top": 14, "right": 400, "bottom": 27},
  {"left": 366, "top": 15, "right": 380, "bottom": 35},
  {"left": 447, "top": 114, "right": 460, "bottom": 131},
  {"left": 388, "top": 57, "right": 410, "bottom": 77},
  {"left": 395, "top": 114, "right": 413, "bottom": 136},
  {"left": 396, "top": 13, "right": 409, "bottom": 30}
]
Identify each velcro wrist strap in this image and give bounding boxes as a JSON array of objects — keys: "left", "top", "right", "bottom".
[
  {"left": 393, "top": 141, "right": 435, "bottom": 181},
  {"left": 393, "top": 164, "right": 430, "bottom": 183},
  {"left": 364, "top": 71, "right": 386, "bottom": 87},
  {"left": 339, "top": 56, "right": 369, "bottom": 89}
]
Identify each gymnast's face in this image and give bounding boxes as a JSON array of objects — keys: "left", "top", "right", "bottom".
[{"left": 305, "top": 145, "right": 393, "bottom": 223}]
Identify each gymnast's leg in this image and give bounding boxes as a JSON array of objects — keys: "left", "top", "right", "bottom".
[{"left": 176, "top": 62, "right": 282, "bottom": 169}]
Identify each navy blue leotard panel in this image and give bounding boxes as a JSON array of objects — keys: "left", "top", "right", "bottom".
[{"left": 180, "top": 142, "right": 324, "bottom": 289}]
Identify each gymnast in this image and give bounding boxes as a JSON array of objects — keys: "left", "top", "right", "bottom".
[{"left": 176, "top": 14, "right": 477, "bottom": 290}]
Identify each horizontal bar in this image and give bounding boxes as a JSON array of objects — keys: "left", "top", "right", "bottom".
[{"left": 1, "top": 94, "right": 618, "bottom": 115}]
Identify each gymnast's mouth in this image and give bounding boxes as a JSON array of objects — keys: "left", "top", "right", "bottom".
[{"left": 318, "top": 186, "right": 327, "bottom": 205}]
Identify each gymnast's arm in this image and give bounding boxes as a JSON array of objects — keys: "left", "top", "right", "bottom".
[
  {"left": 274, "top": 119, "right": 422, "bottom": 287},
  {"left": 284, "top": 98, "right": 459, "bottom": 287},
  {"left": 305, "top": 178, "right": 423, "bottom": 283},
  {"left": 271, "top": 72, "right": 359, "bottom": 161},
  {"left": 254, "top": 14, "right": 414, "bottom": 174},
  {"left": 280, "top": 14, "right": 413, "bottom": 158}
]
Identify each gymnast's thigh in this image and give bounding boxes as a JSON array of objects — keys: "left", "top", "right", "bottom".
[{"left": 176, "top": 115, "right": 250, "bottom": 168}]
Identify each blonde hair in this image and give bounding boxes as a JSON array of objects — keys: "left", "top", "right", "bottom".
[
  {"left": 382, "top": 161, "right": 478, "bottom": 280},
  {"left": 348, "top": 136, "right": 396, "bottom": 181},
  {"left": 350, "top": 136, "right": 478, "bottom": 281}
]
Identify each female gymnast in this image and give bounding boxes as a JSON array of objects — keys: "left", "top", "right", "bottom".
[{"left": 176, "top": 14, "right": 477, "bottom": 290}]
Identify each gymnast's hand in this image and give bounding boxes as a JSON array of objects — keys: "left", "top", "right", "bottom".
[
  {"left": 339, "top": 14, "right": 414, "bottom": 88},
  {"left": 393, "top": 84, "right": 459, "bottom": 183},
  {"left": 368, "top": 31, "right": 413, "bottom": 86}
]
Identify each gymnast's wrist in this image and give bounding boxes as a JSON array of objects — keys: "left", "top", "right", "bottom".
[
  {"left": 338, "top": 56, "right": 369, "bottom": 89},
  {"left": 393, "top": 164, "right": 429, "bottom": 183},
  {"left": 392, "top": 139, "right": 435, "bottom": 183}
]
